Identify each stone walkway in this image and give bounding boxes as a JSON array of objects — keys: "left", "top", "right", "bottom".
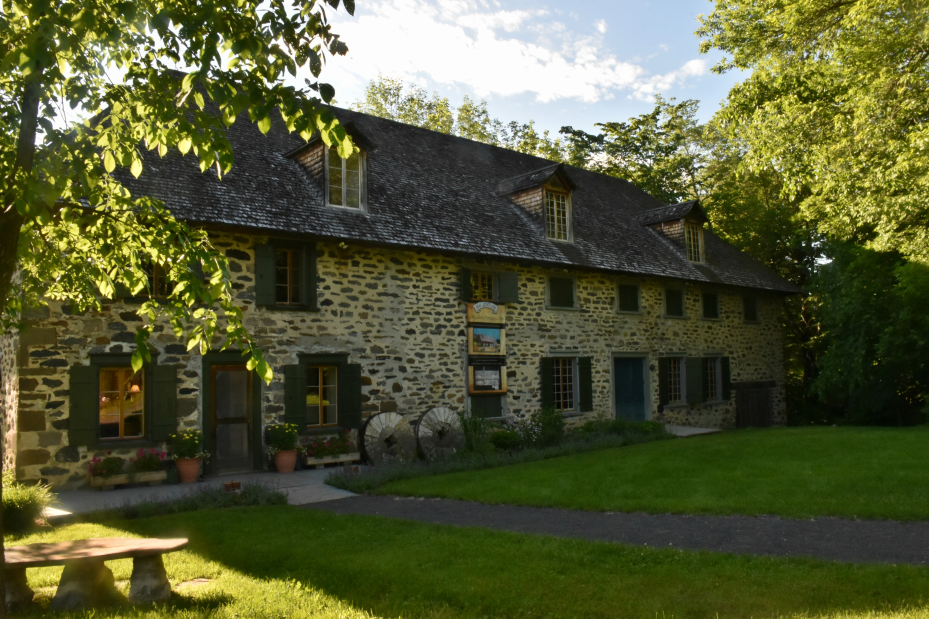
[
  {"left": 305, "top": 495, "right": 929, "bottom": 566},
  {"left": 49, "top": 468, "right": 354, "bottom": 518}
]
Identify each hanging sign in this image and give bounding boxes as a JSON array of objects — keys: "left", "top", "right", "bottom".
[
  {"left": 468, "top": 356, "right": 507, "bottom": 394},
  {"left": 467, "top": 302, "right": 506, "bottom": 325}
]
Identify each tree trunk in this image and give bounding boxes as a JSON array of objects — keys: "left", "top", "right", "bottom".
[{"left": 0, "top": 70, "right": 43, "bottom": 619}]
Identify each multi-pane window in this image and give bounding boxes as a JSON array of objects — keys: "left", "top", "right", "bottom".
[
  {"left": 667, "top": 357, "right": 683, "bottom": 403},
  {"left": 99, "top": 368, "right": 144, "bottom": 440},
  {"left": 328, "top": 147, "right": 362, "bottom": 209},
  {"left": 138, "top": 262, "right": 172, "bottom": 298},
  {"left": 552, "top": 358, "right": 575, "bottom": 411},
  {"left": 275, "top": 249, "right": 302, "bottom": 304},
  {"left": 665, "top": 288, "right": 685, "bottom": 317},
  {"left": 685, "top": 222, "right": 703, "bottom": 262},
  {"left": 743, "top": 295, "right": 758, "bottom": 322},
  {"left": 306, "top": 366, "right": 338, "bottom": 426},
  {"left": 703, "top": 292, "right": 719, "bottom": 319},
  {"left": 545, "top": 191, "right": 570, "bottom": 241},
  {"left": 617, "top": 284, "right": 639, "bottom": 312},
  {"left": 705, "top": 357, "right": 720, "bottom": 400},
  {"left": 470, "top": 271, "right": 495, "bottom": 302}
]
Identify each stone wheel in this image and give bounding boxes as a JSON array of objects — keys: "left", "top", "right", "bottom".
[
  {"left": 416, "top": 406, "right": 464, "bottom": 460},
  {"left": 361, "top": 412, "right": 417, "bottom": 464}
]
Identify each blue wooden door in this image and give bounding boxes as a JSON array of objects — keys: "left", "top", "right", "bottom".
[{"left": 614, "top": 357, "right": 646, "bottom": 421}]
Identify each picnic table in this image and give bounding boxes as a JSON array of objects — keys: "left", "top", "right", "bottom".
[{"left": 4, "top": 537, "right": 188, "bottom": 610}]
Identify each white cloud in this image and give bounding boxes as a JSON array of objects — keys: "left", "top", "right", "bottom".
[
  {"left": 632, "top": 59, "right": 708, "bottom": 100},
  {"left": 321, "top": 0, "right": 705, "bottom": 105}
]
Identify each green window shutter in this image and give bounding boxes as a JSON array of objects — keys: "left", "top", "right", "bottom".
[
  {"left": 666, "top": 289, "right": 684, "bottom": 316},
  {"left": 658, "top": 358, "right": 670, "bottom": 407},
  {"left": 113, "top": 282, "right": 132, "bottom": 300},
  {"left": 69, "top": 365, "right": 98, "bottom": 446},
  {"left": 686, "top": 357, "right": 704, "bottom": 405},
  {"left": 578, "top": 357, "right": 593, "bottom": 412},
  {"left": 303, "top": 242, "right": 318, "bottom": 311},
  {"left": 540, "top": 357, "right": 555, "bottom": 409},
  {"left": 618, "top": 284, "right": 639, "bottom": 312},
  {"left": 702, "top": 358, "right": 711, "bottom": 401},
  {"left": 150, "top": 364, "right": 178, "bottom": 441},
  {"left": 721, "top": 357, "right": 732, "bottom": 401},
  {"left": 338, "top": 363, "right": 363, "bottom": 429},
  {"left": 460, "top": 268, "right": 472, "bottom": 301},
  {"left": 497, "top": 271, "right": 519, "bottom": 304},
  {"left": 255, "top": 244, "right": 276, "bottom": 306},
  {"left": 549, "top": 277, "right": 575, "bottom": 308},
  {"left": 703, "top": 293, "right": 718, "bottom": 319},
  {"left": 470, "top": 395, "right": 502, "bottom": 418},
  {"left": 190, "top": 257, "right": 205, "bottom": 283},
  {"left": 743, "top": 296, "right": 758, "bottom": 321},
  {"left": 283, "top": 364, "right": 307, "bottom": 429}
]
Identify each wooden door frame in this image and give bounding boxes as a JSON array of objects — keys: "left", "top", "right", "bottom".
[
  {"left": 201, "top": 352, "right": 263, "bottom": 475},
  {"left": 610, "top": 352, "right": 650, "bottom": 421}
]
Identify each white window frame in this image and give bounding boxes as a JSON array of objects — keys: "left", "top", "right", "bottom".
[
  {"left": 666, "top": 356, "right": 685, "bottom": 404},
  {"left": 685, "top": 221, "right": 704, "bottom": 263},
  {"left": 704, "top": 356, "right": 723, "bottom": 401},
  {"left": 544, "top": 189, "right": 573, "bottom": 242},
  {"left": 325, "top": 146, "right": 367, "bottom": 211},
  {"left": 552, "top": 357, "right": 578, "bottom": 413}
]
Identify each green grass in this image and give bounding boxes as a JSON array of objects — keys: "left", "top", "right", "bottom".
[
  {"left": 379, "top": 426, "right": 929, "bottom": 520},
  {"left": 7, "top": 505, "right": 929, "bottom": 618}
]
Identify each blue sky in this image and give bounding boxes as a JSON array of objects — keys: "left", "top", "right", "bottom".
[{"left": 320, "top": 0, "right": 747, "bottom": 136}]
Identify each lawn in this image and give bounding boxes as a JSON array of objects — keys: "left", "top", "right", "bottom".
[
  {"left": 7, "top": 505, "right": 929, "bottom": 618},
  {"left": 378, "top": 426, "right": 929, "bottom": 520}
]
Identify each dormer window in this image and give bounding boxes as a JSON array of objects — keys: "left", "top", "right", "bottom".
[
  {"left": 545, "top": 188, "right": 571, "bottom": 241},
  {"left": 685, "top": 222, "right": 704, "bottom": 262},
  {"left": 327, "top": 146, "right": 365, "bottom": 209}
]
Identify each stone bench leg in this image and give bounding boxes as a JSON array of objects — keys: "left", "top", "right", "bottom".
[
  {"left": 4, "top": 567, "right": 35, "bottom": 609},
  {"left": 129, "top": 554, "right": 171, "bottom": 604},
  {"left": 51, "top": 559, "right": 123, "bottom": 610}
]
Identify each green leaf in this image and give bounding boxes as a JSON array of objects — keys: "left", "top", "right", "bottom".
[
  {"left": 319, "top": 83, "right": 335, "bottom": 103},
  {"left": 178, "top": 137, "right": 192, "bottom": 155},
  {"left": 131, "top": 350, "right": 144, "bottom": 373},
  {"left": 130, "top": 157, "right": 143, "bottom": 178},
  {"left": 257, "top": 115, "right": 271, "bottom": 134},
  {"left": 103, "top": 150, "right": 116, "bottom": 173}
]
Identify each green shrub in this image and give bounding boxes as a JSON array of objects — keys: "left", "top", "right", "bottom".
[
  {"left": 2, "top": 471, "right": 55, "bottom": 534},
  {"left": 490, "top": 430, "right": 522, "bottom": 451},
  {"left": 518, "top": 407, "right": 565, "bottom": 447},
  {"left": 128, "top": 447, "right": 168, "bottom": 473},
  {"left": 169, "top": 429, "right": 210, "bottom": 459},
  {"left": 89, "top": 455, "right": 125, "bottom": 477},
  {"left": 458, "top": 411, "right": 490, "bottom": 452},
  {"left": 267, "top": 423, "right": 301, "bottom": 452}
]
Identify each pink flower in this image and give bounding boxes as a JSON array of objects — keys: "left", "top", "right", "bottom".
[{"left": 160, "top": 451, "right": 167, "bottom": 459}]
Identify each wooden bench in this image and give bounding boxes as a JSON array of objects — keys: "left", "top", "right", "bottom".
[{"left": 4, "top": 537, "right": 188, "bottom": 610}]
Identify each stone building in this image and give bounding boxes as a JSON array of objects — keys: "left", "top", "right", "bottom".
[{"left": 8, "top": 107, "right": 797, "bottom": 487}]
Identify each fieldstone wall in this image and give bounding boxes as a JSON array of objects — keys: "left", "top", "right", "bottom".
[
  {"left": 0, "top": 330, "right": 18, "bottom": 472},
  {"left": 15, "top": 231, "right": 787, "bottom": 487}
]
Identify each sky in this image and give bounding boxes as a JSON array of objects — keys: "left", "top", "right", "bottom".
[{"left": 315, "top": 0, "right": 748, "bottom": 136}]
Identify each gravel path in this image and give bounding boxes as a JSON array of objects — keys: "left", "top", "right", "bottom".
[{"left": 305, "top": 495, "right": 929, "bottom": 566}]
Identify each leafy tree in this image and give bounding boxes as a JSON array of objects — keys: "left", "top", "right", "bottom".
[
  {"left": 0, "top": 0, "right": 357, "bottom": 607},
  {"left": 697, "top": 0, "right": 929, "bottom": 264},
  {"left": 813, "top": 244, "right": 929, "bottom": 425},
  {"left": 352, "top": 75, "right": 567, "bottom": 160},
  {"left": 560, "top": 97, "right": 706, "bottom": 204}
]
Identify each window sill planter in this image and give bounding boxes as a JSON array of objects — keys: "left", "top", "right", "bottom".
[
  {"left": 90, "top": 474, "right": 130, "bottom": 491},
  {"left": 89, "top": 469, "right": 168, "bottom": 491},
  {"left": 274, "top": 450, "right": 298, "bottom": 473},
  {"left": 175, "top": 458, "right": 202, "bottom": 484},
  {"left": 305, "top": 452, "right": 361, "bottom": 469}
]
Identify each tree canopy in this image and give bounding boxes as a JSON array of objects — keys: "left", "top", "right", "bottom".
[
  {"left": 351, "top": 75, "right": 568, "bottom": 161},
  {"left": 0, "top": 0, "right": 358, "bottom": 380},
  {"left": 697, "top": 0, "right": 929, "bottom": 264}
]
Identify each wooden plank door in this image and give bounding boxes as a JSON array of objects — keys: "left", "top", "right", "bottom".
[
  {"left": 211, "top": 365, "right": 253, "bottom": 474},
  {"left": 614, "top": 357, "right": 646, "bottom": 421},
  {"left": 736, "top": 388, "right": 773, "bottom": 428}
]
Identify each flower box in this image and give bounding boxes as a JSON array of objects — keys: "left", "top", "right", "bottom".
[
  {"left": 305, "top": 452, "right": 361, "bottom": 469},
  {"left": 90, "top": 474, "right": 130, "bottom": 491},
  {"left": 90, "top": 469, "right": 168, "bottom": 491}
]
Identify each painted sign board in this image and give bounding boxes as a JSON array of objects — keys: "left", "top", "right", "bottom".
[
  {"left": 468, "top": 363, "right": 507, "bottom": 394},
  {"left": 467, "top": 302, "right": 506, "bottom": 325},
  {"left": 468, "top": 327, "right": 506, "bottom": 356}
]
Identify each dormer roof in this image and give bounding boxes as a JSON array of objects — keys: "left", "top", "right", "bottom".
[
  {"left": 637, "top": 200, "right": 707, "bottom": 226},
  {"left": 496, "top": 163, "right": 577, "bottom": 196},
  {"left": 282, "top": 120, "right": 378, "bottom": 160}
]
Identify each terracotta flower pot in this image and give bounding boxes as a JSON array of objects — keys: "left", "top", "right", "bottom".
[
  {"left": 175, "top": 458, "right": 201, "bottom": 484},
  {"left": 274, "top": 449, "right": 297, "bottom": 473}
]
